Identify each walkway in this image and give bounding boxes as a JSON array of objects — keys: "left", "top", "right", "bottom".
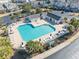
[{"left": 46, "top": 36, "right": 79, "bottom": 59}]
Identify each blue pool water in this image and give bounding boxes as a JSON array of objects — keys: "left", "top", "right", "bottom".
[{"left": 17, "top": 24, "right": 55, "bottom": 42}]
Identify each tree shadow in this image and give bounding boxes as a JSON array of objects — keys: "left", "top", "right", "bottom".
[{"left": 11, "top": 49, "right": 30, "bottom": 59}]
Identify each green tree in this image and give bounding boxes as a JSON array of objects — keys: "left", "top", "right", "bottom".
[
  {"left": 70, "top": 18, "right": 79, "bottom": 29},
  {"left": 36, "top": 8, "right": 42, "bottom": 14},
  {"left": 46, "top": 0, "right": 50, "bottom": 4},
  {"left": 64, "top": 17, "right": 67, "bottom": 23},
  {"left": 14, "top": 12, "right": 21, "bottom": 17},
  {"left": 22, "top": 3, "right": 32, "bottom": 13},
  {"left": 0, "top": 26, "right": 8, "bottom": 36},
  {"left": 26, "top": 41, "right": 44, "bottom": 54},
  {"left": 67, "top": 25, "right": 74, "bottom": 33},
  {"left": 0, "top": 37, "right": 13, "bottom": 59},
  {"left": 10, "top": 14, "right": 16, "bottom": 20}
]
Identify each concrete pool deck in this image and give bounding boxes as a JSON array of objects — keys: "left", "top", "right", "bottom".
[
  {"left": 8, "top": 20, "right": 65, "bottom": 49},
  {"left": 8, "top": 21, "right": 25, "bottom": 49},
  {"left": 30, "top": 19, "right": 48, "bottom": 27}
]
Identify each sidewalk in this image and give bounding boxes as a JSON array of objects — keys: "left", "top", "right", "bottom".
[{"left": 31, "top": 31, "right": 79, "bottom": 59}]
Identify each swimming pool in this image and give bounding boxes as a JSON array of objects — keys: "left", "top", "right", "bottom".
[{"left": 17, "top": 24, "right": 55, "bottom": 42}]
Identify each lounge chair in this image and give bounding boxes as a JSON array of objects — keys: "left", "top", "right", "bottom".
[
  {"left": 60, "top": 31, "right": 64, "bottom": 35},
  {"left": 50, "top": 34, "right": 52, "bottom": 36},
  {"left": 39, "top": 39, "right": 41, "bottom": 41},
  {"left": 56, "top": 33, "right": 59, "bottom": 36},
  {"left": 62, "top": 30, "right": 66, "bottom": 32}
]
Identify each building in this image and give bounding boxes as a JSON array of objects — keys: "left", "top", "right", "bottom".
[
  {"left": 0, "top": 4, "right": 6, "bottom": 14},
  {"left": 0, "top": 0, "right": 11, "bottom": 3},
  {"left": 46, "top": 12, "right": 62, "bottom": 24},
  {"left": 4, "top": 3, "right": 19, "bottom": 12},
  {"left": 0, "top": 0, "right": 20, "bottom": 12},
  {"left": 12, "top": 0, "right": 36, "bottom": 3}
]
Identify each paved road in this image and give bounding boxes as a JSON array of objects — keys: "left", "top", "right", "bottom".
[
  {"left": 46, "top": 38, "right": 79, "bottom": 59},
  {"left": 0, "top": 9, "right": 22, "bottom": 17}
]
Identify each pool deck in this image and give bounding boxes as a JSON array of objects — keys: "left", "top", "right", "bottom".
[
  {"left": 8, "top": 20, "right": 66, "bottom": 49},
  {"left": 8, "top": 21, "right": 25, "bottom": 49},
  {"left": 30, "top": 19, "right": 48, "bottom": 27}
]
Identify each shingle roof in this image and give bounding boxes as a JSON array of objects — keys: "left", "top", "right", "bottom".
[
  {"left": 47, "top": 13, "right": 61, "bottom": 20},
  {"left": 4, "top": 3, "right": 19, "bottom": 10}
]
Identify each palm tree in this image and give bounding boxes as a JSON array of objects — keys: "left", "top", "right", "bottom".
[
  {"left": 0, "top": 37, "right": 13, "bottom": 59},
  {"left": 0, "top": 26, "right": 8, "bottom": 37},
  {"left": 70, "top": 18, "right": 76, "bottom": 24},
  {"left": 70, "top": 18, "right": 79, "bottom": 29},
  {"left": 10, "top": 14, "right": 16, "bottom": 20},
  {"left": 26, "top": 41, "right": 44, "bottom": 54},
  {"left": 64, "top": 17, "right": 67, "bottom": 23},
  {"left": 36, "top": 8, "right": 42, "bottom": 14},
  {"left": 22, "top": 3, "right": 32, "bottom": 13},
  {"left": 67, "top": 25, "right": 75, "bottom": 33}
]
